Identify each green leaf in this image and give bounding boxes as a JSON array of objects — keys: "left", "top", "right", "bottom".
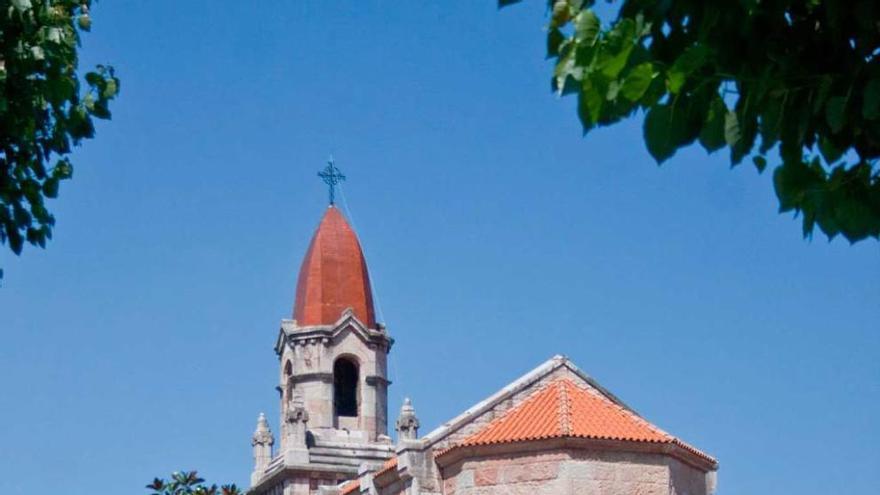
[
  {"left": 605, "top": 80, "right": 621, "bottom": 101},
  {"left": 43, "top": 178, "right": 59, "bottom": 198},
  {"left": 573, "top": 40, "right": 595, "bottom": 68},
  {"left": 862, "top": 78, "right": 880, "bottom": 120},
  {"left": 68, "top": 105, "right": 95, "bottom": 139},
  {"left": 699, "top": 96, "right": 726, "bottom": 152},
  {"left": 547, "top": 28, "right": 565, "bottom": 58},
  {"left": 91, "top": 100, "right": 111, "bottom": 119},
  {"left": 85, "top": 72, "right": 102, "bottom": 86},
  {"left": 552, "top": 49, "right": 576, "bottom": 95},
  {"left": 574, "top": 10, "right": 600, "bottom": 45},
  {"left": 47, "top": 75, "right": 77, "bottom": 103},
  {"left": 78, "top": 14, "right": 92, "bottom": 32},
  {"left": 813, "top": 75, "right": 833, "bottom": 116},
  {"left": 13, "top": 204, "right": 31, "bottom": 226},
  {"left": 759, "top": 95, "right": 783, "bottom": 153},
  {"left": 644, "top": 104, "right": 676, "bottom": 163},
  {"left": 667, "top": 44, "right": 710, "bottom": 94},
  {"left": 103, "top": 78, "right": 119, "bottom": 99},
  {"left": 724, "top": 109, "right": 740, "bottom": 147},
  {"left": 731, "top": 95, "right": 758, "bottom": 164},
  {"left": 46, "top": 27, "right": 62, "bottom": 44},
  {"left": 773, "top": 160, "right": 804, "bottom": 213},
  {"left": 752, "top": 155, "right": 767, "bottom": 172},
  {"left": 773, "top": 156, "right": 828, "bottom": 238},
  {"left": 620, "top": 63, "right": 654, "bottom": 102},
  {"left": 551, "top": 0, "right": 572, "bottom": 25},
  {"left": 818, "top": 136, "right": 843, "bottom": 165},
  {"left": 578, "top": 77, "right": 604, "bottom": 129},
  {"left": 596, "top": 19, "right": 637, "bottom": 80},
  {"left": 825, "top": 96, "right": 846, "bottom": 134},
  {"left": 8, "top": 228, "right": 23, "bottom": 255},
  {"left": 11, "top": 0, "right": 32, "bottom": 12},
  {"left": 83, "top": 93, "right": 95, "bottom": 111},
  {"left": 639, "top": 75, "right": 666, "bottom": 107}
]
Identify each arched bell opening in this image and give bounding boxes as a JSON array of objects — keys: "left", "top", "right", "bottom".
[{"left": 333, "top": 357, "right": 359, "bottom": 427}]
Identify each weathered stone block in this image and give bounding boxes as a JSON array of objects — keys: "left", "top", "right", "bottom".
[{"left": 474, "top": 466, "right": 498, "bottom": 486}]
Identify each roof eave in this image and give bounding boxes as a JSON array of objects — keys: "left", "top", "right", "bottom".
[{"left": 434, "top": 436, "right": 718, "bottom": 473}]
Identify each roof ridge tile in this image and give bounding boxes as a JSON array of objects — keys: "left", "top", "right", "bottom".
[{"left": 558, "top": 380, "right": 572, "bottom": 436}]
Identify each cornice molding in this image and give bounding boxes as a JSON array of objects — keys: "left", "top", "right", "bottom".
[
  {"left": 290, "top": 372, "right": 333, "bottom": 384},
  {"left": 275, "top": 310, "right": 394, "bottom": 356},
  {"left": 365, "top": 375, "right": 391, "bottom": 387},
  {"left": 433, "top": 436, "right": 718, "bottom": 473}
]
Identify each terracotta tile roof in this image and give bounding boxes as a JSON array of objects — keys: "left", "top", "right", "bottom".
[
  {"left": 338, "top": 457, "right": 397, "bottom": 494},
  {"left": 293, "top": 205, "right": 376, "bottom": 327},
  {"left": 339, "top": 479, "right": 359, "bottom": 495},
  {"left": 452, "top": 378, "right": 715, "bottom": 464},
  {"left": 374, "top": 456, "right": 398, "bottom": 477}
]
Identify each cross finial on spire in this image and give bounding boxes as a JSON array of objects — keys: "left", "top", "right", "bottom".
[{"left": 317, "top": 156, "right": 346, "bottom": 205}]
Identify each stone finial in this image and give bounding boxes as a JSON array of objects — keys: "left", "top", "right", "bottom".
[
  {"left": 395, "top": 397, "right": 420, "bottom": 441},
  {"left": 252, "top": 412, "right": 275, "bottom": 447},
  {"left": 251, "top": 413, "right": 274, "bottom": 486}
]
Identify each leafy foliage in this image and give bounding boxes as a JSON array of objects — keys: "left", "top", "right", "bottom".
[
  {"left": 0, "top": 0, "right": 118, "bottom": 277},
  {"left": 503, "top": 0, "right": 880, "bottom": 242},
  {"left": 146, "top": 471, "right": 241, "bottom": 495}
]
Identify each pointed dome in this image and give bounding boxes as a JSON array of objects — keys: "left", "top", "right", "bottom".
[{"left": 293, "top": 206, "right": 376, "bottom": 328}]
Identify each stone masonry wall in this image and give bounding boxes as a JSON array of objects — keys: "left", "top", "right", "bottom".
[
  {"left": 440, "top": 448, "right": 710, "bottom": 495},
  {"left": 375, "top": 477, "right": 409, "bottom": 495},
  {"left": 442, "top": 451, "right": 569, "bottom": 495},
  {"left": 668, "top": 456, "right": 712, "bottom": 495},
  {"left": 565, "top": 450, "right": 670, "bottom": 495}
]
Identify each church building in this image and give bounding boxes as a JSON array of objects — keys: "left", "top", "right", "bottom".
[{"left": 248, "top": 167, "right": 718, "bottom": 495}]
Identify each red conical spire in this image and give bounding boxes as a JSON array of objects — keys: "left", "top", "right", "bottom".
[{"left": 293, "top": 205, "right": 376, "bottom": 328}]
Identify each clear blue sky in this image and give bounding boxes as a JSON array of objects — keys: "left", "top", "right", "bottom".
[{"left": 1, "top": 2, "right": 878, "bottom": 494}]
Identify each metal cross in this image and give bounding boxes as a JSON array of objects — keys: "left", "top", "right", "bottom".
[{"left": 317, "top": 157, "right": 346, "bottom": 205}]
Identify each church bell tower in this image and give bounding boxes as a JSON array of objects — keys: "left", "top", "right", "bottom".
[{"left": 249, "top": 162, "right": 395, "bottom": 494}]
